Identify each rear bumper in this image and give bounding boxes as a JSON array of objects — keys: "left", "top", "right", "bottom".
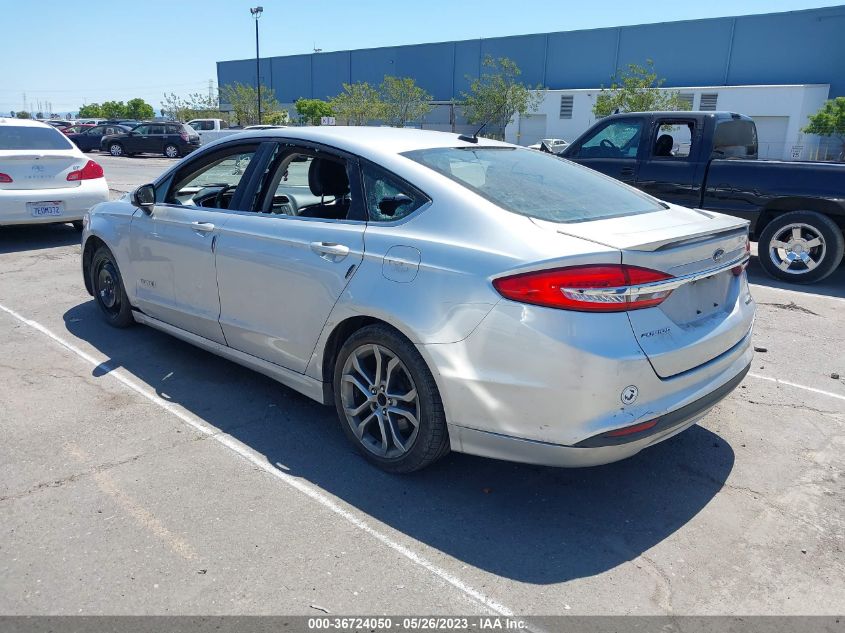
[
  {"left": 0, "top": 180, "right": 109, "bottom": 225},
  {"left": 421, "top": 297, "right": 754, "bottom": 468}
]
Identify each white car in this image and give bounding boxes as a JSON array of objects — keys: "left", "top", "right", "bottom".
[
  {"left": 0, "top": 118, "right": 109, "bottom": 227},
  {"left": 528, "top": 138, "right": 569, "bottom": 153}
]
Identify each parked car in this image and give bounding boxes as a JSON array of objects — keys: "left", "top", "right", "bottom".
[
  {"left": 0, "top": 117, "right": 109, "bottom": 228},
  {"left": 61, "top": 124, "right": 96, "bottom": 135},
  {"left": 44, "top": 120, "right": 73, "bottom": 130},
  {"left": 81, "top": 127, "right": 753, "bottom": 472},
  {"left": 528, "top": 138, "right": 569, "bottom": 153},
  {"left": 101, "top": 122, "right": 200, "bottom": 158},
  {"left": 561, "top": 111, "right": 845, "bottom": 283},
  {"left": 76, "top": 118, "right": 108, "bottom": 126},
  {"left": 187, "top": 118, "right": 239, "bottom": 145},
  {"left": 67, "top": 124, "right": 133, "bottom": 152}
]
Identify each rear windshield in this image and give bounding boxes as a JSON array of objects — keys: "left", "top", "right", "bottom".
[
  {"left": 403, "top": 146, "right": 663, "bottom": 223},
  {"left": 0, "top": 125, "right": 73, "bottom": 150}
]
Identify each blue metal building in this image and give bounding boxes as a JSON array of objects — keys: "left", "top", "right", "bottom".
[{"left": 217, "top": 5, "right": 845, "bottom": 106}]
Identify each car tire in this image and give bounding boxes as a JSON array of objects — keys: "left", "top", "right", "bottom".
[
  {"left": 333, "top": 324, "right": 449, "bottom": 473},
  {"left": 90, "top": 245, "right": 134, "bottom": 328},
  {"left": 758, "top": 210, "right": 844, "bottom": 284},
  {"left": 108, "top": 143, "right": 124, "bottom": 157},
  {"left": 164, "top": 144, "right": 179, "bottom": 159}
]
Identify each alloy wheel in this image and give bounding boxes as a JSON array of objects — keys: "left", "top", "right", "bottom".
[
  {"left": 340, "top": 343, "right": 420, "bottom": 458},
  {"left": 95, "top": 259, "right": 121, "bottom": 316},
  {"left": 165, "top": 145, "right": 179, "bottom": 158},
  {"left": 109, "top": 144, "right": 123, "bottom": 157},
  {"left": 768, "top": 223, "right": 826, "bottom": 275}
]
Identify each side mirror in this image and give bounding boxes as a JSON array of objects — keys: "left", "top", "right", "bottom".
[
  {"left": 133, "top": 184, "right": 156, "bottom": 212},
  {"left": 378, "top": 194, "right": 413, "bottom": 217}
]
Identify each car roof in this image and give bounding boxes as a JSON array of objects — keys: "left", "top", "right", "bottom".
[
  {"left": 215, "top": 126, "right": 509, "bottom": 161},
  {"left": 0, "top": 117, "right": 56, "bottom": 128}
]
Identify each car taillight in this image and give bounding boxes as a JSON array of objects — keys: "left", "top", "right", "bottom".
[
  {"left": 180, "top": 131, "right": 189, "bottom": 141},
  {"left": 732, "top": 236, "right": 751, "bottom": 276},
  {"left": 492, "top": 264, "right": 674, "bottom": 312},
  {"left": 67, "top": 160, "right": 104, "bottom": 181},
  {"left": 0, "top": 173, "right": 12, "bottom": 183}
]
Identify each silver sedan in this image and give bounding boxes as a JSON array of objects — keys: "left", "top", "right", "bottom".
[{"left": 81, "top": 127, "right": 755, "bottom": 472}]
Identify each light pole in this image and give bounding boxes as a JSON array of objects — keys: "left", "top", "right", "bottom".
[{"left": 250, "top": 6, "right": 263, "bottom": 124}]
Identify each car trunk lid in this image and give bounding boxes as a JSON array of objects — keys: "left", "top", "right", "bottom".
[
  {"left": 0, "top": 150, "right": 83, "bottom": 190},
  {"left": 532, "top": 206, "right": 754, "bottom": 378}
]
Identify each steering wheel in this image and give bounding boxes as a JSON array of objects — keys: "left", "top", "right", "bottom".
[
  {"left": 214, "top": 184, "right": 237, "bottom": 209},
  {"left": 599, "top": 138, "right": 618, "bottom": 150}
]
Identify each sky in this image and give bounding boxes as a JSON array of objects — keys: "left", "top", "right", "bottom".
[{"left": 1, "top": 0, "right": 842, "bottom": 116}]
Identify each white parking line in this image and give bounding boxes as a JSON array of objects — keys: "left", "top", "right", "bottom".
[
  {"left": 748, "top": 372, "right": 845, "bottom": 403},
  {"left": 0, "top": 302, "right": 515, "bottom": 618}
]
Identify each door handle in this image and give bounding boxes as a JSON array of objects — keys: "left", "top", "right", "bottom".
[
  {"left": 310, "top": 241, "right": 350, "bottom": 261},
  {"left": 620, "top": 167, "right": 635, "bottom": 176},
  {"left": 191, "top": 221, "right": 215, "bottom": 233}
]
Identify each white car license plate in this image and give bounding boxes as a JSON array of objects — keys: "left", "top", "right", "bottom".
[{"left": 28, "top": 202, "right": 64, "bottom": 217}]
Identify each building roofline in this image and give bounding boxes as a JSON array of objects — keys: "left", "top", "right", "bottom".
[{"left": 218, "top": 5, "right": 845, "bottom": 65}]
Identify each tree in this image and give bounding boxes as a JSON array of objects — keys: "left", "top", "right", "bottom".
[
  {"left": 379, "top": 76, "right": 432, "bottom": 127},
  {"left": 593, "top": 60, "right": 691, "bottom": 117},
  {"left": 329, "top": 82, "right": 383, "bottom": 126},
  {"left": 220, "top": 83, "right": 282, "bottom": 126},
  {"left": 100, "top": 101, "right": 128, "bottom": 119},
  {"left": 461, "top": 56, "right": 542, "bottom": 140},
  {"left": 15, "top": 111, "right": 31, "bottom": 119},
  {"left": 803, "top": 97, "right": 845, "bottom": 161},
  {"left": 125, "top": 98, "right": 154, "bottom": 120},
  {"left": 295, "top": 98, "right": 334, "bottom": 125},
  {"left": 161, "top": 91, "right": 220, "bottom": 121},
  {"left": 264, "top": 110, "right": 290, "bottom": 125},
  {"left": 78, "top": 103, "right": 103, "bottom": 118}
]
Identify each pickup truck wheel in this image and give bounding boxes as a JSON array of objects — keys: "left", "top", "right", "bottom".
[{"left": 759, "top": 211, "right": 844, "bottom": 284}]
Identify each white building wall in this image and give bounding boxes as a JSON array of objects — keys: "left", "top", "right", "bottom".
[{"left": 506, "top": 84, "right": 831, "bottom": 161}]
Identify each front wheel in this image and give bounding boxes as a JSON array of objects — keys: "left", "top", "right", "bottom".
[
  {"left": 108, "top": 143, "right": 124, "bottom": 157},
  {"left": 758, "top": 211, "right": 844, "bottom": 284},
  {"left": 164, "top": 144, "right": 179, "bottom": 158},
  {"left": 90, "top": 246, "right": 134, "bottom": 327},
  {"left": 333, "top": 325, "right": 449, "bottom": 473}
]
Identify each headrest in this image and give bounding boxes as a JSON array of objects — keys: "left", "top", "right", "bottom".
[{"left": 308, "top": 158, "right": 349, "bottom": 197}]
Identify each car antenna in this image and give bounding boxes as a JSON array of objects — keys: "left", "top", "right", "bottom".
[{"left": 458, "top": 101, "right": 508, "bottom": 144}]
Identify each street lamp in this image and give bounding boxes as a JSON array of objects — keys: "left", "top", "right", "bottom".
[{"left": 250, "top": 6, "right": 263, "bottom": 124}]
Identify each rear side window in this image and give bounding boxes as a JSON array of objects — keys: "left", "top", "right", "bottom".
[
  {"left": 403, "top": 146, "right": 664, "bottom": 223},
  {"left": 0, "top": 125, "right": 73, "bottom": 150},
  {"left": 713, "top": 119, "right": 758, "bottom": 159},
  {"left": 361, "top": 163, "right": 427, "bottom": 222}
]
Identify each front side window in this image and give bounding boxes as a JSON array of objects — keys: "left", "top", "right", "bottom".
[
  {"left": 0, "top": 125, "right": 73, "bottom": 150},
  {"left": 404, "top": 146, "right": 663, "bottom": 223},
  {"left": 576, "top": 120, "right": 642, "bottom": 159},
  {"left": 361, "top": 163, "right": 427, "bottom": 222},
  {"left": 166, "top": 146, "right": 257, "bottom": 209},
  {"left": 133, "top": 125, "right": 149, "bottom": 135},
  {"left": 653, "top": 121, "right": 695, "bottom": 159}
]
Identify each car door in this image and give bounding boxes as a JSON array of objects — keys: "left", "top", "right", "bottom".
[
  {"left": 564, "top": 118, "right": 644, "bottom": 184},
  {"left": 634, "top": 117, "right": 703, "bottom": 207},
  {"left": 124, "top": 124, "right": 148, "bottom": 153},
  {"left": 214, "top": 142, "right": 367, "bottom": 373},
  {"left": 145, "top": 124, "right": 167, "bottom": 154},
  {"left": 129, "top": 142, "right": 265, "bottom": 343}
]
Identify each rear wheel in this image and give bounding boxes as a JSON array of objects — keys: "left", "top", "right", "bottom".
[
  {"left": 90, "top": 246, "right": 134, "bottom": 328},
  {"left": 164, "top": 144, "right": 179, "bottom": 158},
  {"left": 758, "top": 211, "right": 844, "bottom": 283},
  {"left": 109, "top": 143, "right": 124, "bottom": 157},
  {"left": 333, "top": 325, "right": 449, "bottom": 473}
]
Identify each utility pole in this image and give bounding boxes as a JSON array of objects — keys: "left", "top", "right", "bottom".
[{"left": 250, "top": 6, "right": 263, "bottom": 124}]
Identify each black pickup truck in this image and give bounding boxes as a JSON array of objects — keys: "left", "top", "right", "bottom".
[{"left": 560, "top": 111, "right": 845, "bottom": 283}]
